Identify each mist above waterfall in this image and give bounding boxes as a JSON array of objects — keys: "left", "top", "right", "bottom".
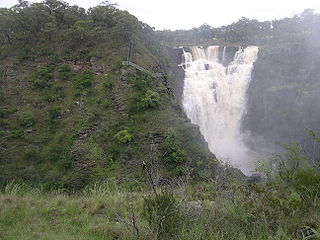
[{"left": 182, "top": 45, "right": 259, "bottom": 175}]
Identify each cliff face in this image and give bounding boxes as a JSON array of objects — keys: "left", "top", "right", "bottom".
[
  {"left": 242, "top": 43, "right": 320, "bottom": 152},
  {"left": 166, "top": 47, "right": 185, "bottom": 104}
]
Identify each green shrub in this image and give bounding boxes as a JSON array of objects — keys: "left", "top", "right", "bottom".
[
  {"left": 16, "top": 48, "right": 35, "bottom": 63},
  {"left": 103, "top": 80, "right": 114, "bottom": 89},
  {"left": 48, "top": 107, "right": 61, "bottom": 124},
  {"left": 0, "top": 108, "right": 9, "bottom": 118},
  {"left": 32, "top": 79, "right": 52, "bottom": 89},
  {"left": 293, "top": 167, "right": 320, "bottom": 199},
  {"left": 18, "top": 111, "right": 36, "bottom": 127},
  {"left": 101, "top": 99, "right": 110, "bottom": 109},
  {"left": 86, "top": 138, "right": 105, "bottom": 163},
  {"left": 74, "top": 70, "right": 94, "bottom": 89},
  {"left": 0, "top": 119, "right": 9, "bottom": 127},
  {"left": 58, "top": 64, "right": 74, "bottom": 80},
  {"left": 45, "top": 143, "right": 71, "bottom": 170},
  {"left": 48, "top": 54, "right": 62, "bottom": 66},
  {"left": 114, "top": 129, "right": 133, "bottom": 144},
  {"left": 7, "top": 130, "right": 24, "bottom": 139},
  {"left": 143, "top": 189, "right": 181, "bottom": 239},
  {"left": 39, "top": 48, "right": 53, "bottom": 56},
  {"left": 131, "top": 72, "right": 153, "bottom": 91},
  {"left": 32, "top": 65, "right": 53, "bottom": 89},
  {"left": 161, "top": 134, "right": 185, "bottom": 164},
  {"left": 113, "top": 60, "right": 123, "bottom": 71},
  {"left": 142, "top": 90, "right": 160, "bottom": 109}
]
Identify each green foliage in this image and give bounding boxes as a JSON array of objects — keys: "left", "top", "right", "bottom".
[
  {"left": 44, "top": 142, "right": 71, "bottom": 170},
  {"left": 0, "top": 0, "right": 214, "bottom": 192},
  {"left": 113, "top": 60, "right": 123, "bottom": 70},
  {"left": 24, "top": 148, "right": 40, "bottom": 161},
  {"left": 16, "top": 48, "right": 36, "bottom": 63},
  {"left": 293, "top": 167, "right": 320, "bottom": 200},
  {"left": 142, "top": 90, "right": 160, "bottom": 109},
  {"left": 86, "top": 137, "right": 105, "bottom": 163},
  {"left": 131, "top": 72, "right": 154, "bottom": 91},
  {"left": 114, "top": 129, "right": 133, "bottom": 144},
  {"left": 103, "top": 80, "right": 114, "bottom": 89},
  {"left": 32, "top": 65, "right": 53, "bottom": 89},
  {"left": 128, "top": 72, "right": 158, "bottom": 112},
  {"left": 74, "top": 69, "right": 94, "bottom": 89},
  {"left": 18, "top": 111, "right": 36, "bottom": 127},
  {"left": 256, "top": 130, "right": 320, "bottom": 207},
  {"left": 143, "top": 189, "right": 181, "bottom": 240},
  {"left": 0, "top": 108, "right": 16, "bottom": 127},
  {"left": 58, "top": 64, "right": 74, "bottom": 80},
  {"left": 7, "top": 130, "right": 24, "bottom": 139},
  {"left": 48, "top": 106, "right": 61, "bottom": 124},
  {"left": 161, "top": 133, "right": 185, "bottom": 164},
  {"left": 101, "top": 99, "right": 109, "bottom": 108},
  {"left": 0, "top": 119, "right": 9, "bottom": 127}
]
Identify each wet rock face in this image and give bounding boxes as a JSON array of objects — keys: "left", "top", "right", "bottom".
[
  {"left": 218, "top": 46, "right": 239, "bottom": 67},
  {"left": 242, "top": 44, "right": 320, "bottom": 153},
  {"left": 167, "top": 47, "right": 185, "bottom": 103}
]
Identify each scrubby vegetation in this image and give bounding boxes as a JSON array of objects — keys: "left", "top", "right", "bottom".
[
  {"left": 1, "top": 141, "right": 320, "bottom": 240},
  {"left": 0, "top": 0, "right": 214, "bottom": 190}
]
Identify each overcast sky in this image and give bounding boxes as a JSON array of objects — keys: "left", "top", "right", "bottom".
[{"left": 1, "top": 0, "right": 320, "bottom": 30}]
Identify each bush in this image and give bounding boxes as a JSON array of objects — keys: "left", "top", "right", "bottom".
[
  {"left": 18, "top": 111, "right": 36, "bottom": 127},
  {"left": 0, "top": 119, "right": 9, "bottom": 127},
  {"left": 48, "top": 107, "right": 61, "bottom": 124},
  {"left": 142, "top": 90, "right": 160, "bottom": 109},
  {"left": 16, "top": 48, "right": 35, "bottom": 63},
  {"left": 103, "top": 80, "right": 114, "bottom": 89},
  {"left": 293, "top": 167, "right": 320, "bottom": 199},
  {"left": 161, "top": 134, "right": 185, "bottom": 164},
  {"left": 7, "top": 130, "right": 24, "bottom": 139},
  {"left": 58, "top": 64, "right": 74, "bottom": 80},
  {"left": 45, "top": 143, "right": 71, "bottom": 170},
  {"left": 32, "top": 66, "right": 53, "bottom": 89},
  {"left": 143, "top": 189, "right": 181, "bottom": 239},
  {"left": 113, "top": 60, "right": 123, "bottom": 71},
  {"left": 101, "top": 99, "right": 110, "bottom": 109},
  {"left": 74, "top": 70, "right": 94, "bottom": 89},
  {"left": 114, "top": 129, "right": 133, "bottom": 144}
]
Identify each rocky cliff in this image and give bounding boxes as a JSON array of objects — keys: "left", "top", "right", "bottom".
[{"left": 243, "top": 42, "right": 320, "bottom": 154}]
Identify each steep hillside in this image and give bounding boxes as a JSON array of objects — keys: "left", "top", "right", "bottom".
[{"left": 0, "top": 1, "right": 216, "bottom": 189}]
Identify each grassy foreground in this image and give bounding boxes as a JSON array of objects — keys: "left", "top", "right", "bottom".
[{"left": 1, "top": 171, "right": 320, "bottom": 240}]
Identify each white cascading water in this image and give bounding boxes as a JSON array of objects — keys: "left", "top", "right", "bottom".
[{"left": 182, "top": 45, "right": 259, "bottom": 174}]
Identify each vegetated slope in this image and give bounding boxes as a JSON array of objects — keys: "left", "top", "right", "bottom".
[{"left": 0, "top": 0, "right": 216, "bottom": 189}]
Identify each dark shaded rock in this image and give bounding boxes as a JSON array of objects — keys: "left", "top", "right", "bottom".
[
  {"left": 246, "top": 173, "right": 261, "bottom": 183},
  {"left": 242, "top": 43, "right": 320, "bottom": 155},
  {"left": 167, "top": 47, "right": 185, "bottom": 105},
  {"left": 218, "top": 46, "right": 239, "bottom": 66}
]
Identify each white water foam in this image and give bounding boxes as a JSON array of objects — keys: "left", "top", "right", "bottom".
[{"left": 182, "top": 45, "right": 259, "bottom": 174}]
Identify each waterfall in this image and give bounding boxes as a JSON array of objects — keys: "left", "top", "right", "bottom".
[
  {"left": 222, "top": 46, "right": 226, "bottom": 62},
  {"left": 182, "top": 45, "right": 259, "bottom": 174}
]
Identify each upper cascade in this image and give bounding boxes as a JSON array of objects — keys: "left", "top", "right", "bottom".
[{"left": 182, "top": 45, "right": 259, "bottom": 174}]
